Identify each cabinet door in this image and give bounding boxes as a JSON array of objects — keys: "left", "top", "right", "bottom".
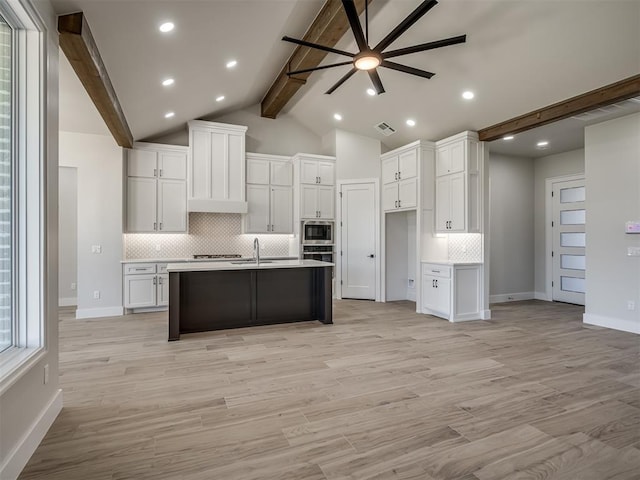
[
  {"left": 159, "top": 151, "right": 187, "bottom": 180},
  {"left": 270, "top": 186, "right": 293, "bottom": 233},
  {"left": 317, "top": 162, "right": 334, "bottom": 185},
  {"left": 246, "top": 158, "right": 270, "bottom": 184},
  {"left": 245, "top": 184, "right": 270, "bottom": 233},
  {"left": 157, "top": 274, "right": 169, "bottom": 307},
  {"left": 191, "top": 129, "right": 211, "bottom": 199},
  {"left": 435, "top": 145, "right": 450, "bottom": 177},
  {"left": 300, "top": 160, "right": 318, "bottom": 184},
  {"left": 398, "top": 148, "right": 417, "bottom": 180},
  {"left": 381, "top": 156, "right": 398, "bottom": 185},
  {"left": 227, "top": 133, "right": 245, "bottom": 202},
  {"left": 270, "top": 161, "right": 293, "bottom": 186},
  {"left": 127, "top": 177, "right": 157, "bottom": 232},
  {"left": 435, "top": 176, "right": 451, "bottom": 232},
  {"left": 128, "top": 148, "right": 157, "bottom": 177},
  {"left": 158, "top": 180, "right": 187, "bottom": 232},
  {"left": 398, "top": 177, "right": 417, "bottom": 209},
  {"left": 210, "top": 131, "right": 227, "bottom": 200},
  {"left": 449, "top": 141, "right": 465, "bottom": 174},
  {"left": 300, "top": 184, "right": 318, "bottom": 218},
  {"left": 448, "top": 173, "right": 466, "bottom": 232},
  {"left": 422, "top": 275, "right": 450, "bottom": 317},
  {"left": 124, "top": 274, "right": 157, "bottom": 308},
  {"left": 317, "top": 186, "right": 334, "bottom": 219},
  {"left": 382, "top": 183, "right": 398, "bottom": 211}
]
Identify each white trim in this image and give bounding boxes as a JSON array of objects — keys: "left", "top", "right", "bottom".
[
  {"left": 544, "top": 173, "right": 585, "bottom": 302},
  {"left": 0, "top": 348, "right": 45, "bottom": 396},
  {"left": 336, "top": 178, "right": 381, "bottom": 302},
  {"left": 534, "top": 291, "right": 550, "bottom": 301},
  {"left": 58, "top": 297, "right": 77, "bottom": 307},
  {"left": 480, "top": 309, "right": 491, "bottom": 320},
  {"left": 75, "top": 306, "right": 124, "bottom": 319},
  {"left": 0, "top": 389, "right": 62, "bottom": 480},
  {"left": 489, "top": 292, "right": 535, "bottom": 303},
  {"left": 583, "top": 313, "right": 640, "bottom": 335}
]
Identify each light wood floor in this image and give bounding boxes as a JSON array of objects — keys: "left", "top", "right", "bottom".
[{"left": 20, "top": 300, "right": 640, "bottom": 480}]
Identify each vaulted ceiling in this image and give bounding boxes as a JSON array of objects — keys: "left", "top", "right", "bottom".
[{"left": 54, "top": 0, "right": 640, "bottom": 154}]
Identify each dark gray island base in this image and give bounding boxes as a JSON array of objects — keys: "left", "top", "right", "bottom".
[{"left": 167, "top": 260, "right": 333, "bottom": 340}]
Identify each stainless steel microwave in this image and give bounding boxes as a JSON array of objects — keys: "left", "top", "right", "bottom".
[{"left": 302, "top": 221, "right": 334, "bottom": 244}]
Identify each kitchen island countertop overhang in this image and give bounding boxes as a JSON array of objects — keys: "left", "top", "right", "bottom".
[{"left": 167, "top": 259, "right": 334, "bottom": 340}]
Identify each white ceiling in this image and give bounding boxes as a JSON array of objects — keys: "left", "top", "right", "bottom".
[{"left": 54, "top": 0, "right": 640, "bottom": 156}]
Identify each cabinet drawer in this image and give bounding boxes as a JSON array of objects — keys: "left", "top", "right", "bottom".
[
  {"left": 157, "top": 263, "right": 168, "bottom": 274},
  {"left": 124, "top": 263, "right": 156, "bottom": 274},
  {"left": 422, "top": 263, "right": 451, "bottom": 278}
]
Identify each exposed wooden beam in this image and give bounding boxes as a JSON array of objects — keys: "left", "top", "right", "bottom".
[
  {"left": 478, "top": 74, "right": 640, "bottom": 142},
  {"left": 58, "top": 12, "right": 134, "bottom": 148},
  {"left": 261, "top": 0, "right": 371, "bottom": 119}
]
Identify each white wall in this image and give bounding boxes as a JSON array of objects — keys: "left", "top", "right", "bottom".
[
  {"left": 334, "top": 129, "right": 381, "bottom": 180},
  {"left": 533, "top": 149, "right": 585, "bottom": 297},
  {"left": 147, "top": 104, "right": 325, "bottom": 156},
  {"left": 59, "top": 132, "right": 124, "bottom": 319},
  {"left": 0, "top": 1, "right": 61, "bottom": 478},
  {"left": 58, "top": 167, "right": 77, "bottom": 305},
  {"left": 489, "top": 154, "right": 535, "bottom": 300},
  {"left": 584, "top": 113, "right": 640, "bottom": 333}
]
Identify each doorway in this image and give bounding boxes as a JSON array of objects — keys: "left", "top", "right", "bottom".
[
  {"left": 547, "top": 175, "right": 586, "bottom": 305},
  {"left": 59, "top": 166, "right": 78, "bottom": 306},
  {"left": 338, "top": 180, "right": 379, "bottom": 300}
]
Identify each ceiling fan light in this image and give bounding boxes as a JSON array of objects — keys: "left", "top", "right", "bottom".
[{"left": 354, "top": 52, "right": 381, "bottom": 71}]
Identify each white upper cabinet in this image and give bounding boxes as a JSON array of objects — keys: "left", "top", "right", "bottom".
[
  {"left": 294, "top": 153, "right": 336, "bottom": 220},
  {"left": 381, "top": 143, "right": 421, "bottom": 212},
  {"left": 434, "top": 131, "right": 482, "bottom": 233},
  {"left": 125, "top": 143, "right": 188, "bottom": 233},
  {"left": 188, "top": 121, "right": 248, "bottom": 213},
  {"left": 244, "top": 153, "right": 293, "bottom": 234},
  {"left": 301, "top": 158, "right": 334, "bottom": 185}
]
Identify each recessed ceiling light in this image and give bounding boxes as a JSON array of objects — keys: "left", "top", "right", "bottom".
[
  {"left": 406, "top": 119, "right": 416, "bottom": 127},
  {"left": 226, "top": 60, "right": 238, "bottom": 69},
  {"left": 216, "top": 95, "right": 225, "bottom": 102},
  {"left": 159, "top": 22, "right": 174, "bottom": 33},
  {"left": 164, "top": 111, "right": 175, "bottom": 119},
  {"left": 366, "top": 88, "right": 376, "bottom": 96},
  {"left": 462, "top": 91, "right": 475, "bottom": 100},
  {"left": 537, "top": 140, "right": 549, "bottom": 147},
  {"left": 333, "top": 113, "right": 342, "bottom": 121},
  {"left": 503, "top": 135, "right": 514, "bottom": 141},
  {"left": 162, "top": 78, "right": 174, "bottom": 87}
]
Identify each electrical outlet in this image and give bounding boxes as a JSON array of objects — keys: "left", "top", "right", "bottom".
[
  {"left": 71, "top": 282, "right": 76, "bottom": 290},
  {"left": 627, "top": 246, "right": 640, "bottom": 257},
  {"left": 155, "top": 244, "right": 161, "bottom": 251},
  {"left": 408, "top": 279, "right": 414, "bottom": 287},
  {"left": 628, "top": 301, "right": 636, "bottom": 311},
  {"left": 93, "top": 290, "right": 100, "bottom": 299},
  {"left": 91, "top": 245, "right": 102, "bottom": 254},
  {"left": 44, "top": 364, "right": 49, "bottom": 384}
]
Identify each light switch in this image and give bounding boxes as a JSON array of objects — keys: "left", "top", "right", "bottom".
[
  {"left": 91, "top": 245, "right": 102, "bottom": 254},
  {"left": 627, "top": 246, "right": 640, "bottom": 257}
]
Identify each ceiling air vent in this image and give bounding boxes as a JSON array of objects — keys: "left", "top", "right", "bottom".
[{"left": 374, "top": 122, "right": 396, "bottom": 136}]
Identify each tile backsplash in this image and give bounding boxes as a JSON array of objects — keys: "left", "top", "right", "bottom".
[
  {"left": 447, "top": 233, "right": 483, "bottom": 262},
  {"left": 124, "top": 213, "right": 292, "bottom": 259}
]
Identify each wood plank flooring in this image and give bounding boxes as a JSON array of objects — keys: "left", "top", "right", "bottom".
[{"left": 19, "top": 300, "right": 640, "bottom": 479}]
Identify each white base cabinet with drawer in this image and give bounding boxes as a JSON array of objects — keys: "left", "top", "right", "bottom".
[
  {"left": 421, "top": 262, "right": 483, "bottom": 322},
  {"left": 124, "top": 263, "right": 170, "bottom": 311}
]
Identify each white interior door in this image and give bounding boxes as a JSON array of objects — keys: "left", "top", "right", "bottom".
[
  {"left": 552, "top": 178, "right": 586, "bottom": 305},
  {"left": 341, "top": 183, "right": 376, "bottom": 300}
]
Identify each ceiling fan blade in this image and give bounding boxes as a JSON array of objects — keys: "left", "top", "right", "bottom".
[
  {"left": 341, "top": 0, "right": 368, "bottom": 51},
  {"left": 368, "top": 69, "right": 385, "bottom": 94},
  {"left": 374, "top": 0, "right": 438, "bottom": 52},
  {"left": 287, "top": 61, "right": 354, "bottom": 76},
  {"left": 282, "top": 36, "right": 355, "bottom": 58},
  {"left": 383, "top": 35, "right": 467, "bottom": 59},
  {"left": 380, "top": 60, "right": 435, "bottom": 79},
  {"left": 325, "top": 67, "right": 357, "bottom": 94}
]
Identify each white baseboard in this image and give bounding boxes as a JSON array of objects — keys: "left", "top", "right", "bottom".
[
  {"left": 406, "top": 288, "right": 416, "bottom": 302},
  {"left": 58, "top": 297, "right": 77, "bottom": 307},
  {"left": 534, "top": 291, "right": 550, "bottom": 301},
  {"left": 583, "top": 313, "right": 640, "bottom": 335},
  {"left": 75, "top": 306, "right": 124, "bottom": 319},
  {"left": 489, "top": 292, "right": 535, "bottom": 304},
  {"left": 481, "top": 309, "right": 492, "bottom": 320},
  {"left": 0, "top": 389, "right": 62, "bottom": 480}
]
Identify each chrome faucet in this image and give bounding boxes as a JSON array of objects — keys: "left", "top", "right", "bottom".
[{"left": 253, "top": 237, "right": 260, "bottom": 264}]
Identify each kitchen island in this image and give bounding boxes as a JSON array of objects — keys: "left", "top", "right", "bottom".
[{"left": 166, "top": 259, "right": 333, "bottom": 340}]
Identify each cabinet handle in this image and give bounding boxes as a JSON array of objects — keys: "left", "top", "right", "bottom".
[
  {"left": 267, "top": 224, "right": 270, "bottom": 232},
  {"left": 153, "top": 222, "right": 157, "bottom": 230},
  {"left": 395, "top": 172, "right": 398, "bottom": 180},
  {"left": 134, "top": 268, "right": 146, "bottom": 271},
  {"left": 432, "top": 270, "right": 440, "bottom": 273},
  {"left": 159, "top": 223, "right": 163, "bottom": 230},
  {"left": 432, "top": 279, "right": 435, "bottom": 288},
  {"left": 435, "top": 279, "right": 438, "bottom": 288},
  {"left": 153, "top": 168, "right": 157, "bottom": 177},
  {"left": 158, "top": 277, "right": 163, "bottom": 285},
  {"left": 153, "top": 277, "right": 157, "bottom": 285},
  {"left": 271, "top": 224, "right": 274, "bottom": 231},
  {"left": 159, "top": 169, "right": 163, "bottom": 177},
  {"left": 395, "top": 200, "right": 398, "bottom": 208},
  {"left": 398, "top": 171, "right": 401, "bottom": 180},
  {"left": 398, "top": 200, "right": 401, "bottom": 208}
]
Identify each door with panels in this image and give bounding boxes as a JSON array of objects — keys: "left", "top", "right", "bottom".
[{"left": 552, "top": 178, "right": 586, "bottom": 305}]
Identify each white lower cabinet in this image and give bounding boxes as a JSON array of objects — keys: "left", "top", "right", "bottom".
[
  {"left": 421, "top": 262, "right": 482, "bottom": 322},
  {"left": 124, "top": 263, "right": 170, "bottom": 310}
]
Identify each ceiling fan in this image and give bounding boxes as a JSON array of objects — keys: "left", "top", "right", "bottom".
[{"left": 282, "top": 0, "right": 466, "bottom": 95}]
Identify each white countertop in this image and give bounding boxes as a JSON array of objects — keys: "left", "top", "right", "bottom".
[
  {"left": 166, "top": 259, "right": 334, "bottom": 272},
  {"left": 422, "top": 260, "right": 483, "bottom": 266},
  {"left": 122, "top": 256, "right": 297, "bottom": 264}
]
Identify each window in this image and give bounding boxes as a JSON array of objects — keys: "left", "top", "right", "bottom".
[{"left": 0, "top": 0, "right": 46, "bottom": 386}]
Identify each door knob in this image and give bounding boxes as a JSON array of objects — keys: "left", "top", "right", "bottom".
[{"left": 368, "top": 254, "right": 375, "bottom": 258}]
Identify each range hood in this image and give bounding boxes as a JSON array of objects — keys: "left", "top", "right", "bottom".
[{"left": 188, "top": 199, "right": 247, "bottom": 214}]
